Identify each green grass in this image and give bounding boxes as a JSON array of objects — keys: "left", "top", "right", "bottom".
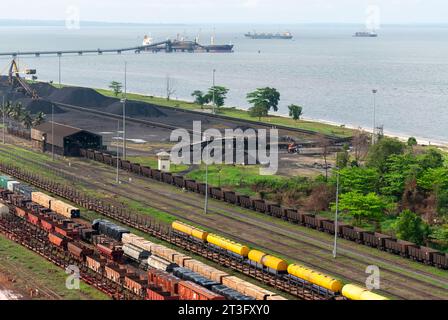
[
  {"left": 95, "top": 87, "right": 354, "bottom": 138},
  {"left": 0, "top": 235, "right": 110, "bottom": 300}
]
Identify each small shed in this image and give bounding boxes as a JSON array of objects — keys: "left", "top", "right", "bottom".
[{"left": 31, "top": 122, "right": 102, "bottom": 157}]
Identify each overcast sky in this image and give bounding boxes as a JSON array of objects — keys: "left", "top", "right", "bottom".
[{"left": 1, "top": 0, "right": 447, "bottom": 24}]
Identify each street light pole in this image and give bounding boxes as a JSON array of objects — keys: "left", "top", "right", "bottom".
[
  {"left": 204, "top": 139, "right": 209, "bottom": 215},
  {"left": 2, "top": 96, "right": 5, "bottom": 144},
  {"left": 212, "top": 69, "right": 216, "bottom": 114},
  {"left": 116, "top": 120, "right": 120, "bottom": 184},
  {"left": 333, "top": 168, "right": 340, "bottom": 259},
  {"left": 122, "top": 61, "right": 127, "bottom": 160},
  {"left": 372, "top": 89, "right": 377, "bottom": 145}
]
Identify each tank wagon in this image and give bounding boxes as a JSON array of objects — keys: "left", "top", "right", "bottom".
[{"left": 172, "top": 220, "right": 389, "bottom": 300}]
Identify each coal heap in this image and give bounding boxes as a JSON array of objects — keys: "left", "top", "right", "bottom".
[
  {"left": 106, "top": 100, "right": 166, "bottom": 117},
  {"left": 46, "top": 86, "right": 116, "bottom": 108}
]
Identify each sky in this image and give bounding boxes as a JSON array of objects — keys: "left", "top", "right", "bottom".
[{"left": 0, "top": 0, "right": 447, "bottom": 24}]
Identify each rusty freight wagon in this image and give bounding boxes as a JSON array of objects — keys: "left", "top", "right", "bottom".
[
  {"left": 433, "top": 253, "right": 448, "bottom": 269},
  {"left": 321, "top": 220, "right": 349, "bottom": 236},
  {"left": 185, "top": 180, "right": 199, "bottom": 192},
  {"left": 86, "top": 255, "right": 106, "bottom": 273},
  {"left": 384, "top": 238, "right": 417, "bottom": 257},
  {"left": 253, "top": 199, "right": 269, "bottom": 214},
  {"left": 120, "top": 160, "right": 132, "bottom": 171},
  {"left": 125, "top": 274, "right": 148, "bottom": 296},
  {"left": 223, "top": 191, "right": 238, "bottom": 205},
  {"left": 103, "top": 154, "right": 113, "bottom": 166},
  {"left": 151, "top": 169, "right": 162, "bottom": 181},
  {"left": 362, "top": 232, "right": 392, "bottom": 250},
  {"left": 105, "top": 264, "right": 127, "bottom": 283},
  {"left": 162, "top": 172, "right": 174, "bottom": 185},
  {"left": 68, "top": 242, "right": 94, "bottom": 261},
  {"left": 94, "top": 151, "right": 104, "bottom": 162},
  {"left": 197, "top": 183, "right": 211, "bottom": 195},
  {"left": 131, "top": 163, "right": 142, "bottom": 175},
  {"left": 173, "top": 176, "right": 185, "bottom": 188},
  {"left": 178, "top": 281, "right": 225, "bottom": 301},
  {"left": 341, "top": 226, "right": 366, "bottom": 243},
  {"left": 48, "top": 232, "right": 67, "bottom": 248},
  {"left": 141, "top": 166, "right": 152, "bottom": 178},
  {"left": 210, "top": 187, "right": 224, "bottom": 200},
  {"left": 408, "top": 246, "right": 439, "bottom": 264},
  {"left": 269, "top": 205, "right": 287, "bottom": 219},
  {"left": 146, "top": 287, "right": 179, "bottom": 300},
  {"left": 238, "top": 195, "right": 254, "bottom": 209}
]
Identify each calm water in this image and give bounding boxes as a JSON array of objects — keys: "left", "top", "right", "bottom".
[{"left": 0, "top": 24, "right": 447, "bottom": 143}]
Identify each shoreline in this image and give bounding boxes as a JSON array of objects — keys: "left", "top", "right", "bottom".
[{"left": 37, "top": 79, "right": 448, "bottom": 148}]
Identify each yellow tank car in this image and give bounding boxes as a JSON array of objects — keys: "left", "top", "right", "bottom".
[
  {"left": 207, "top": 234, "right": 250, "bottom": 257},
  {"left": 248, "top": 250, "right": 266, "bottom": 264},
  {"left": 287, "top": 264, "right": 343, "bottom": 293},
  {"left": 263, "top": 256, "right": 288, "bottom": 272},
  {"left": 172, "top": 221, "right": 208, "bottom": 241},
  {"left": 342, "top": 284, "right": 388, "bottom": 300}
]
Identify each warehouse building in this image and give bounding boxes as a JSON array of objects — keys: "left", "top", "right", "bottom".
[{"left": 31, "top": 122, "right": 103, "bottom": 157}]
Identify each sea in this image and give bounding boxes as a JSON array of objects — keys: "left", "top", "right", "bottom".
[{"left": 0, "top": 23, "right": 447, "bottom": 144}]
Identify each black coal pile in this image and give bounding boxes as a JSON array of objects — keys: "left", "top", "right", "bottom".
[
  {"left": 106, "top": 100, "right": 166, "bottom": 118},
  {"left": 30, "top": 82, "right": 57, "bottom": 98},
  {"left": 25, "top": 99, "right": 64, "bottom": 114},
  {"left": 47, "top": 86, "right": 116, "bottom": 108}
]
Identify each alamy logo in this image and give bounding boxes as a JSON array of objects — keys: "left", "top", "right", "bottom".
[
  {"left": 66, "top": 265, "right": 80, "bottom": 290},
  {"left": 365, "top": 265, "right": 380, "bottom": 290},
  {"left": 170, "top": 121, "right": 279, "bottom": 175},
  {"left": 65, "top": 5, "right": 80, "bottom": 30}
]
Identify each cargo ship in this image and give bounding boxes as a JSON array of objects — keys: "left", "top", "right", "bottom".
[
  {"left": 244, "top": 32, "right": 293, "bottom": 40},
  {"left": 353, "top": 31, "right": 378, "bottom": 37},
  {"left": 142, "top": 35, "right": 233, "bottom": 53}
]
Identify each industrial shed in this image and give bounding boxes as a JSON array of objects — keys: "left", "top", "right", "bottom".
[{"left": 31, "top": 122, "right": 102, "bottom": 157}]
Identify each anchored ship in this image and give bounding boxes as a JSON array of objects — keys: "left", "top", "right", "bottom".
[
  {"left": 244, "top": 32, "right": 293, "bottom": 40},
  {"left": 353, "top": 31, "right": 378, "bottom": 37},
  {"left": 142, "top": 35, "right": 233, "bottom": 53}
]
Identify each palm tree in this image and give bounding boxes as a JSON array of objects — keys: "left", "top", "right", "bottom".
[
  {"left": 11, "top": 102, "right": 24, "bottom": 122},
  {"left": 32, "top": 112, "right": 46, "bottom": 127},
  {"left": 20, "top": 111, "right": 33, "bottom": 129}
]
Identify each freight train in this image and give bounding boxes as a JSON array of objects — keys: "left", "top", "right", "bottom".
[
  {"left": 79, "top": 149, "right": 448, "bottom": 270},
  {"left": 0, "top": 185, "right": 279, "bottom": 300},
  {"left": 0, "top": 175, "right": 80, "bottom": 218},
  {"left": 172, "top": 221, "right": 389, "bottom": 301}
]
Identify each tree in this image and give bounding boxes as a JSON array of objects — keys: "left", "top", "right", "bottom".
[
  {"left": 108, "top": 81, "right": 123, "bottom": 97},
  {"left": 407, "top": 137, "right": 417, "bottom": 147},
  {"left": 288, "top": 104, "right": 303, "bottom": 121},
  {"left": 166, "top": 75, "right": 176, "bottom": 101},
  {"left": 20, "top": 111, "right": 33, "bottom": 129},
  {"left": 191, "top": 90, "right": 209, "bottom": 109},
  {"left": 393, "top": 210, "right": 429, "bottom": 245},
  {"left": 247, "top": 87, "right": 280, "bottom": 119},
  {"left": 249, "top": 104, "right": 269, "bottom": 120},
  {"left": 334, "top": 192, "right": 392, "bottom": 226},
  {"left": 380, "top": 153, "right": 420, "bottom": 198},
  {"left": 32, "top": 112, "right": 46, "bottom": 127},
  {"left": 206, "top": 86, "right": 229, "bottom": 108},
  {"left": 336, "top": 150, "right": 349, "bottom": 168},
  {"left": 366, "top": 137, "right": 406, "bottom": 172},
  {"left": 352, "top": 130, "right": 370, "bottom": 164},
  {"left": 336, "top": 167, "right": 379, "bottom": 194},
  {"left": 417, "top": 148, "right": 444, "bottom": 170},
  {"left": 418, "top": 167, "right": 448, "bottom": 191}
]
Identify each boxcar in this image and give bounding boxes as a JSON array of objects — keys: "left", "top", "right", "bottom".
[
  {"left": 269, "top": 205, "right": 286, "bottom": 219},
  {"left": 223, "top": 191, "right": 238, "bottom": 205},
  {"left": 173, "top": 176, "right": 185, "bottom": 188},
  {"left": 141, "top": 166, "right": 152, "bottom": 178},
  {"left": 408, "top": 246, "right": 439, "bottom": 264},
  {"left": 362, "top": 232, "right": 392, "bottom": 250},
  {"left": 162, "top": 172, "right": 174, "bottom": 185},
  {"left": 185, "top": 180, "right": 199, "bottom": 192},
  {"left": 210, "top": 187, "right": 224, "bottom": 200},
  {"left": 253, "top": 199, "right": 269, "bottom": 214},
  {"left": 384, "top": 238, "right": 416, "bottom": 257},
  {"left": 433, "top": 253, "right": 448, "bottom": 269},
  {"left": 341, "top": 226, "right": 366, "bottom": 243}
]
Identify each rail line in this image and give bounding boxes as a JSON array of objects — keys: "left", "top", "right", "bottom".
[
  {"left": 0, "top": 162, "right": 331, "bottom": 300},
  {"left": 1, "top": 147, "right": 447, "bottom": 299}
]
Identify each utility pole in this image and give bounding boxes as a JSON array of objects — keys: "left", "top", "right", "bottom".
[
  {"left": 212, "top": 69, "right": 216, "bottom": 114},
  {"left": 204, "top": 138, "right": 209, "bottom": 215},
  {"left": 333, "top": 168, "right": 340, "bottom": 259},
  {"left": 116, "top": 120, "right": 120, "bottom": 184},
  {"left": 372, "top": 89, "right": 377, "bottom": 145},
  {"left": 121, "top": 61, "right": 127, "bottom": 160},
  {"left": 2, "top": 96, "right": 5, "bottom": 144}
]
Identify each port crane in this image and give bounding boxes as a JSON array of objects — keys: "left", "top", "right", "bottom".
[{"left": 8, "top": 59, "right": 38, "bottom": 99}]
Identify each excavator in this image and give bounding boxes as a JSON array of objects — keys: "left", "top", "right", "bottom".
[{"left": 8, "top": 59, "right": 39, "bottom": 99}]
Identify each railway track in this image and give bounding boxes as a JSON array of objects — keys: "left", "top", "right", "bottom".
[
  {"left": 0, "top": 162, "right": 330, "bottom": 300},
  {"left": 0, "top": 214, "right": 141, "bottom": 300},
  {"left": 1, "top": 147, "right": 447, "bottom": 299}
]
